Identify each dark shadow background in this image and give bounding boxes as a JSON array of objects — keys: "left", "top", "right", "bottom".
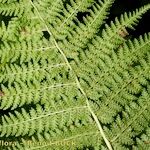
[{"left": 108, "top": 0, "right": 150, "bottom": 37}]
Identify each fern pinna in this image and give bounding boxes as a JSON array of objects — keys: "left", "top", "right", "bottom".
[{"left": 0, "top": 0, "right": 150, "bottom": 150}]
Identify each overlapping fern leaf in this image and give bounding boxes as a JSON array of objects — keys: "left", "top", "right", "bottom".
[{"left": 0, "top": 0, "right": 150, "bottom": 150}]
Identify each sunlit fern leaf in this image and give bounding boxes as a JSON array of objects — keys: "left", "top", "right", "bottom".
[{"left": 0, "top": 0, "right": 150, "bottom": 150}]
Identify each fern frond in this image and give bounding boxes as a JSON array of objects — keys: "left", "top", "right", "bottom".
[
  {"left": 0, "top": 61, "right": 67, "bottom": 84},
  {"left": 0, "top": 1, "right": 28, "bottom": 16},
  {"left": 58, "top": 0, "right": 115, "bottom": 59},
  {"left": 0, "top": 71, "right": 78, "bottom": 109},
  {"left": 33, "top": 0, "right": 95, "bottom": 40},
  {"left": 108, "top": 87, "right": 150, "bottom": 147},
  {"left": 135, "top": 127, "right": 150, "bottom": 150},
  {"left": 0, "top": 18, "right": 19, "bottom": 42},
  {"left": 72, "top": 33, "right": 150, "bottom": 125},
  {"left": 0, "top": 103, "right": 92, "bottom": 137},
  {"left": 90, "top": 4, "right": 150, "bottom": 57},
  {"left": 0, "top": 0, "right": 150, "bottom": 150},
  {"left": 0, "top": 38, "right": 60, "bottom": 65}
]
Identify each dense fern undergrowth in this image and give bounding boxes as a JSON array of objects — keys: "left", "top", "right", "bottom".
[{"left": 0, "top": 0, "right": 150, "bottom": 150}]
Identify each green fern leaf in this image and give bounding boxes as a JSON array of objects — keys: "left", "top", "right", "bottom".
[{"left": 0, "top": 0, "right": 150, "bottom": 150}]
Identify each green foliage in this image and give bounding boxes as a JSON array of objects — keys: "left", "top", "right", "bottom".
[{"left": 0, "top": 0, "right": 150, "bottom": 150}]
